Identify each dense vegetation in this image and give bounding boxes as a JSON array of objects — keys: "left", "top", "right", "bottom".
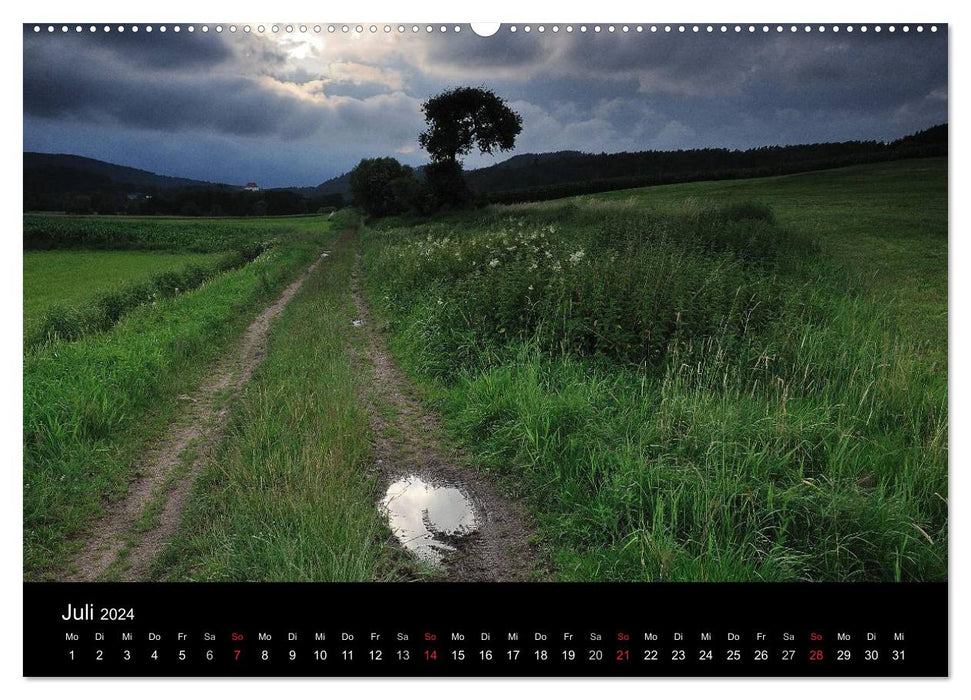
[
  {"left": 23, "top": 216, "right": 331, "bottom": 579},
  {"left": 23, "top": 158, "right": 947, "bottom": 584},
  {"left": 362, "top": 158, "right": 947, "bottom": 582}
]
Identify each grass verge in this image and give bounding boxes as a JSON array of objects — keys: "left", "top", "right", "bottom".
[{"left": 23, "top": 224, "right": 329, "bottom": 579}]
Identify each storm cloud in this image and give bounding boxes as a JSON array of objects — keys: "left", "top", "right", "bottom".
[{"left": 23, "top": 25, "right": 948, "bottom": 188}]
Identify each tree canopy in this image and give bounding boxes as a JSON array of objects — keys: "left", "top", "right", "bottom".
[{"left": 418, "top": 87, "right": 523, "bottom": 164}]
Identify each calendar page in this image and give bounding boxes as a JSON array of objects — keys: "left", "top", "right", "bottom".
[{"left": 21, "top": 18, "right": 948, "bottom": 678}]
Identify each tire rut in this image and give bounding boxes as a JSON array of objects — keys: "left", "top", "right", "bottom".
[
  {"left": 350, "top": 255, "right": 538, "bottom": 582},
  {"left": 64, "top": 252, "right": 329, "bottom": 582}
]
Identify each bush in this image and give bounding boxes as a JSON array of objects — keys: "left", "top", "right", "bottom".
[{"left": 349, "top": 157, "right": 420, "bottom": 217}]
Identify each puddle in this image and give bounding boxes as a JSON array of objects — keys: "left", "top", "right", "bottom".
[{"left": 380, "top": 475, "right": 478, "bottom": 565}]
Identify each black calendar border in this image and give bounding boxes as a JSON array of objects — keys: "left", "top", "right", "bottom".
[{"left": 23, "top": 582, "right": 948, "bottom": 677}]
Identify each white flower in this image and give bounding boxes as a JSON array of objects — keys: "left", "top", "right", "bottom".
[
  {"left": 489, "top": 258, "right": 500, "bottom": 268},
  {"left": 569, "top": 248, "right": 586, "bottom": 264}
]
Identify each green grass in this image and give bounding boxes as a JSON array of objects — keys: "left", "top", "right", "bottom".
[
  {"left": 361, "top": 158, "right": 947, "bottom": 582},
  {"left": 24, "top": 250, "right": 221, "bottom": 322},
  {"left": 155, "top": 219, "right": 403, "bottom": 582},
  {"left": 23, "top": 216, "right": 332, "bottom": 580},
  {"left": 590, "top": 158, "right": 947, "bottom": 351}
]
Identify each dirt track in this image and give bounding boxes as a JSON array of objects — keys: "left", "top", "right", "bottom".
[
  {"left": 350, "top": 257, "right": 538, "bottom": 582},
  {"left": 64, "top": 253, "right": 328, "bottom": 582}
]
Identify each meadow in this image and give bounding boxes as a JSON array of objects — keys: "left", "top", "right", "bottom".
[
  {"left": 23, "top": 215, "right": 331, "bottom": 579},
  {"left": 362, "top": 158, "right": 947, "bottom": 582},
  {"left": 23, "top": 159, "right": 947, "bottom": 584}
]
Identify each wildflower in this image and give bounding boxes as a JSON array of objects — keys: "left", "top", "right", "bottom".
[
  {"left": 528, "top": 285, "right": 534, "bottom": 291},
  {"left": 489, "top": 258, "right": 500, "bottom": 268},
  {"left": 569, "top": 248, "right": 586, "bottom": 264}
]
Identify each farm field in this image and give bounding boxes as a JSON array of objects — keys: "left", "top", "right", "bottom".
[
  {"left": 24, "top": 250, "right": 221, "bottom": 322},
  {"left": 361, "top": 158, "right": 947, "bottom": 582}
]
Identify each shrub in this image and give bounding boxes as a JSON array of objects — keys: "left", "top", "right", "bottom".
[{"left": 349, "top": 157, "right": 419, "bottom": 217}]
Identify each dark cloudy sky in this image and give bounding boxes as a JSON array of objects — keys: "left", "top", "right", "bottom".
[{"left": 23, "top": 25, "right": 948, "bottom": 188}]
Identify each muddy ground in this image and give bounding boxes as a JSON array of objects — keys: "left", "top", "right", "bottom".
[{"left": 350, "top": 256, "right": 539, "bottom": 582}]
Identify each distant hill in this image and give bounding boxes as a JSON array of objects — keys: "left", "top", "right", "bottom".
[
  {"left": 24, "top": 124, "right": 946, "bottom": 214},
  {"left": 24, "top": 152, "right": 226, "bottom": 192}
]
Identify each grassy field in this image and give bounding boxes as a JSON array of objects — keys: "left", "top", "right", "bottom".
[
  {"left": 23, "top": 216, "right": 332, "bottom": 579},
  {"left": 24, "top": 250, "right": 221, "bottom": 322},
  {"left": 23, "top": 159, "right": 947, "bottom": 583},
  {"left": 362, "top": 158, "right": 947, "bottom": 582},
  {"left": 592, "top": 158, "right": 947, "bottom": 351}
]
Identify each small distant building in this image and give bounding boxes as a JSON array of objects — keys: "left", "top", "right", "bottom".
[{"left": 243, "top": 182, "right": 261, "bottom": 192}]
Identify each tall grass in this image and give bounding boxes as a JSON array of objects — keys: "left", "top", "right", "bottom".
[{"left": 362, "top": 199, "right": 947, "bottom": 582}]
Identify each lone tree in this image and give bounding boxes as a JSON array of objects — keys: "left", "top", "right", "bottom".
[{"left": 418, "top": 86, "right": 523, "bottom": 207}]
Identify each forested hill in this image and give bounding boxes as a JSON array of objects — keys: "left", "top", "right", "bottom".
[
  {"left": 310, "top": 125, "right": 945, "bottom": 203},
  {"left": 26, "top": 124, "right": 946, "bottom": 214},
  {"left": 24, "top": 153, "right": 222, "bottom": 192},
  {"left": 471, "top": 124, "right": 947, "bottom": 203}
]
